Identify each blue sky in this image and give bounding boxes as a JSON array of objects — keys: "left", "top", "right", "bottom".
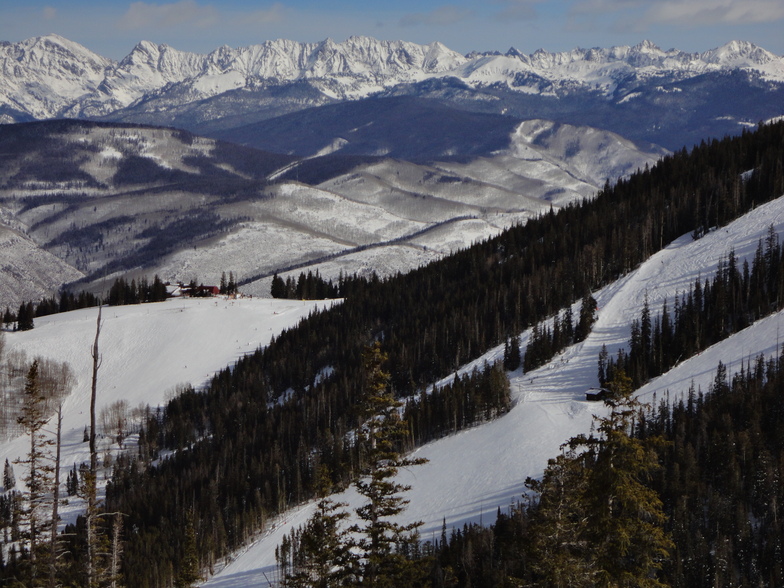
[{"left": 1, "top": 0, "right": 782, "bottom": 60}]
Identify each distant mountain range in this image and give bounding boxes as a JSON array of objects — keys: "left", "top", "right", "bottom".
[
  {"left": 2, "top": 35, "right": 784, "bottom": 150},
  {"left": 0, "top": 117, "right": 663, "bottom": 309}
]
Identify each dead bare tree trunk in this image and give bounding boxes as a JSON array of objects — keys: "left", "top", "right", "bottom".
[
  {"left": 87, "top": 305, "right": 103, "bottom": 588},
  {"left": 49, "top": 403, "right": 63, "bottom": 588},
  {"left": 109, "top": 512, "right": 123, "bottom": 588}
]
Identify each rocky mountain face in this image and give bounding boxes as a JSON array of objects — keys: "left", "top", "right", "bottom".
[{"left": 1, "top": 35, "right": 783, "bottom": 149}]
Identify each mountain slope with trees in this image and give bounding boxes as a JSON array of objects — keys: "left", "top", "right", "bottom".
[{"left": 103, "top": 122, "right": 784, "bottom": 586}]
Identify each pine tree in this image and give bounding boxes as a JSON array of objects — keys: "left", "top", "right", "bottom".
[
  {"left": 575, "top": 294, "right": 598, "bottom": 342},
  {"left": 504, "top": 335, "right": 521, "bottom": 372},
  {"left": 15, "top": 359, "right": 55, "bottom": 583},
  {"left": 286, "top": 467, "right": 355, "bottom": 588},
  {"left": 524, "top": 371, "right": 672, "bottom": 587},
  {"left": 17, "top": 301, "right": 35, "bottom": 331},
  {"left": 582, "top": 371, "right": 673, "bottom": 587},
  {"left": 271, "top": 273, "right": 286, "bottom": 299},
  {"left": 351, "top": 342, "right": 429, "bottom": 587},
  {"left": 526, "top": 447, "right": 595, "bottom": 587},
  {"left": 175, "top": 511, "right": 200, "bottom": 588},
  {"left": 3, "top": 458, "right": 15, "bottom": 490}
]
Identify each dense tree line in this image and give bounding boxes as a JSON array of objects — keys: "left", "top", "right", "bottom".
[
  {"left": 642, "top": 355, "right": 784, "bottom": 586},
  {"left": 522, "top": 294, "right": 597, "bottom": 372},
  {"left": 420, "top": 354, "right": 784, "bottom": 588},
  {"left": 271, "top": 270, "right": 365, "bottom": 300},
  {"left": 602, "top": 225, "right": 784, "bottom": 388},
  {"left": 0, "top": 121, "right": 776, "bottom": 586},
  {"left": 277, "top": 370, "right": 672, "bottom": 587},
  {"left": 3, "top": 289, "right": 99, "bottom": 331},
  {"left": 106, "top": 275, "right": 168, "bottom": 306},
  {"left": 277, "top": 342, "right": 430, "bottom": 587},
  {"left": 405, "top": 362, "right": 511, "bottom": 446},
  {"left": 1, "top": 273, "right": 176, "bottom": 331}
]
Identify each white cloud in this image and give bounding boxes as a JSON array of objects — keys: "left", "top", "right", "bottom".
[
  {"left": 645, "top": 0, "right": 784, "bottom": 25},
  {"left": 119, "top": 0, "right": 219, "bottom": 31},
  {"left": 399, "top": 5, "right": 473, "bottom": 27},
  {"left": 42, "top": 6, "right": 57, "bottom": 21},
  {"left": 244, "top": 3, "right": 285, "bottom": 26}
]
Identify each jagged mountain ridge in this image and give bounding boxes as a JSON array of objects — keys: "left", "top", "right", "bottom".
[{"left": 1, "top": 34, "right": 782, "bottom": 128}]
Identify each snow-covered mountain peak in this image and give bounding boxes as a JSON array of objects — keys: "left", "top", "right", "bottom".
[
  {"left": 0, "top": 34, "right": 110, "bottom": 118},
  {"left": 632, "top": 39, "right": 661, "bottom": 53},
  {"left": 702, "top": 40, "right": 777, "bottom": 66},
  {"left": 1, "top": 34, "right": 782, "bottom": 123},
  {"left": 2, "top": 33, "right": 110, "bottom": 75}
]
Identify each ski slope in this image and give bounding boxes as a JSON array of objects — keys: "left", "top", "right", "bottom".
[
  {"left": 203, "top": 195, "right": 784, "bottom": 587},
  {"left": 0, "top": 297, "right": 332, "bottom": 531}
]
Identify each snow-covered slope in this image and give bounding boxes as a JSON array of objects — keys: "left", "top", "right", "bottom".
[
  {"left": 0, "top": 224, "right": 84, "bottom": 310},
  {"left": 0, "top": 297, "right": 332, "bottom": 530},
  {"left": 1, "top": 34, "right": 782, "bottom": 124},
  {"left": 201, "top": 194, "right": 784, "bottom": 586}
]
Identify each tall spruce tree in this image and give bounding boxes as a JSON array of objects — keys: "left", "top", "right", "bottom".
[
  {"left": 3, "top": 458, "right": 15, "bottom": 491},
  {"left": 504, "top": 335, "right": 522, "bottom": 372},
  {"left": 285, "top": 467, "right": 355, "bottom": 588},
  {"left": 582, "top": 371, "right": 673, "bottom": 587},
  {"left": 15, "top": 359, "right": 54, "bottom": 583},
  {"left": 175, "top": 511, "right": 200, "bottom": 588},
  {"left": 526, "top": 447, "right": 594, "bottom": 587},
  {"left": 351, "top": 342, "right": 429, "bottom": 587}
]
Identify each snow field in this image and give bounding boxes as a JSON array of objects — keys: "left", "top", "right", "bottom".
[{"left": 0, "top": 297, "right": 333, "bottom": 533}]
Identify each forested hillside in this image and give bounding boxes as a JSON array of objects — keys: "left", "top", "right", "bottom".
[
  {"left": 113, "top": 122, "right": 784, "bottom": 587},
  {"left": 2, "top": 121, "right": 783, "bottom": 587}
]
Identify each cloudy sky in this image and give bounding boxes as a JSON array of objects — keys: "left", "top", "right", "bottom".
[{"left": 2, "top": 0, "right": 782, "bottom": 60}]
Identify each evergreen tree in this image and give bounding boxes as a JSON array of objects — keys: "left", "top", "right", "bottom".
[
  {"left": 17, "top": 301, "right": 35, "bottom": 331},
  {"left": 503, "top": 335, "right": 521, "bottom": 371},
  {"left": 175, "top": 511, "right": 201, "bottom": 588},
  {"left": 524, "top": 371, "right": 672, "bottom": 587},
  {"left": 15, "top": 359, "right": 55, "bottom": 583},
  {"left": 351, "top": 342, "right": 429, "bottom": 587},
  {"left": 575, "top": 294, "right": 597, "bottom": 342},
  {"left": 285, "top": 467, "right": 355, "bottom": 587},
  {"left": 582, "top": 371, "right": 673, "bottom": 587},
  {"left": 3, "top": 458, "right": 15, "bottom": 490},
  {"left": 526, "top": 447, "right": 594, "bottom": 587},
  {"left": 270, "top": 273, "right": 286, "bottom": 299}
]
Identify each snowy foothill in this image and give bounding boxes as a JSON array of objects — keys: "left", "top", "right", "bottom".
[
  {"left": 202, "top": 195, "right": 784, "bottom": 587},
  {"left": 0, "top": 296, "right": 333, "bottom": 531}
]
